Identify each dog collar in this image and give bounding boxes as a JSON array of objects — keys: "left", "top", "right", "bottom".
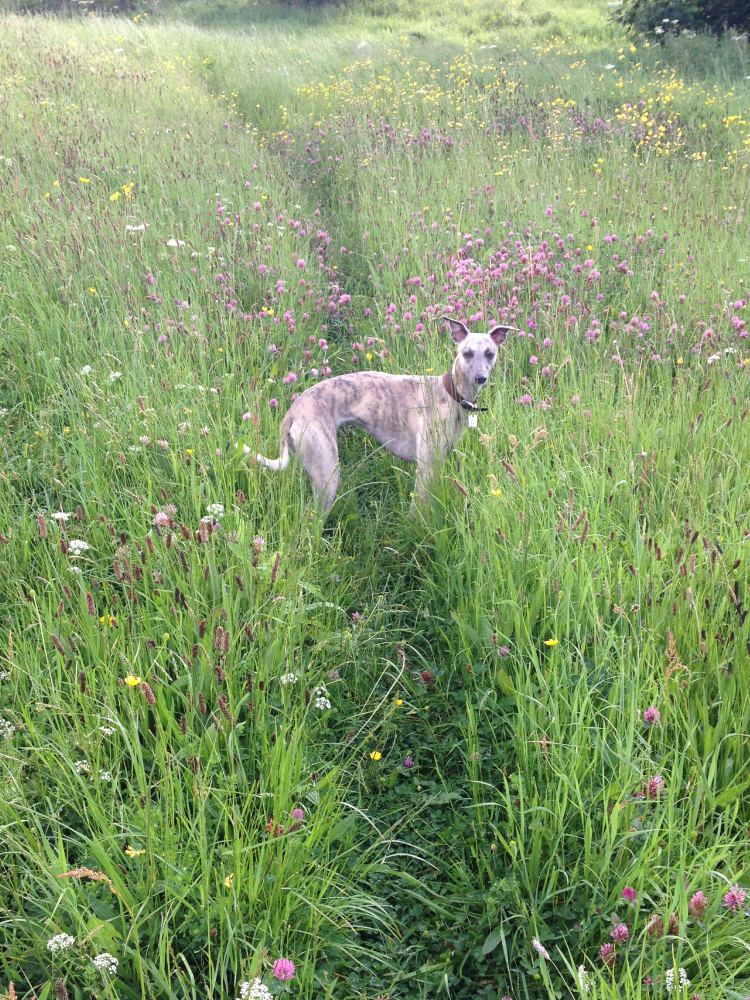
[{"left": 442, "top": 371, "right": 487, "bottom": 412}]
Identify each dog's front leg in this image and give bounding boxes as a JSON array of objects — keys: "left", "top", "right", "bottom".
[{"left": 411, "top": 435, "right": 436, "bottom": 514}]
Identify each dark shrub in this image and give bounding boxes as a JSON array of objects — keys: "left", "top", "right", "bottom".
[{"left": 614, "top": 0, "right": 750, "bottom": 36}]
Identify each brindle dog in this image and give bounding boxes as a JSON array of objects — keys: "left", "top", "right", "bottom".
[{"left": 253, "top": 317, "right": 511, "bottom": 512}]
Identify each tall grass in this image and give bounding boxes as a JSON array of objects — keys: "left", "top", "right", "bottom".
[{"left": 0, "top": 8, "right": 748, "bottom": 999}]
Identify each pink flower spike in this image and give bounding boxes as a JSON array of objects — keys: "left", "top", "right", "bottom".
[
  {"left": 599, "top": 942, "right": 616, "bottom": 967},
  {"left": 723, "top": 884, "right": 746, "bottom": 913},
  {"left": 622, "top": 886, "right": 638, "bottom": 903},
  {"left": 611, "top": 922, "right": 629, "bottom": 943},
  {"left": 272, "top": 958, "right": 295, "bottom": 981},
  {"left": 642, "top": 706, "right": 661, "bottom": 725},
  {"left": 153, "top": 512, "right": 170, "bottom": 528},
  {"left": 645, "top": 774, "right": 665, "bottom": 799},
  {"left": 689, "top": 891, "right": 708, "bottom": 919},
  {"left": 531, "top": 938, "right": 550, "bottom": 960}
]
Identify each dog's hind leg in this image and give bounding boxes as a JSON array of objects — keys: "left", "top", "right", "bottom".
[{"left": 291, "top": 421, "right": 340, "bottom": 513}]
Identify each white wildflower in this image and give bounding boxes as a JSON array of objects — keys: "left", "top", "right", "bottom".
[
  {"left": 166, "top": 238, "right": 186, "bottom": 247},
  {"left": 664, "top": 968, "right": 689, "bottom": 993},
  {"left": 99, "top": 770, "right": 113, "bottom": 782},
  {"left": 69, "top": 565, "right": 83, "bottom": 575},
  {"left": 531, "top": 937, "right": 550, "bottom": 960},
  {"left": 125, "top": 224, "right": 146, "bottom": 232},
  {"left": 100, "top": 726, "right": 115, "bottom": 736},
  {"left": 80, "top": 365, "right": 93, "bottom": 375},
  {"left": 92, "top": 952, "right": 118, "bottom": 974},
  {"left": 51, "top": 511, "right": 72, "bottom": 521},
  {"left": 47, "top": 933, "right": 76, "bottom": 952},
  {"left": 314, "top": 696, "right": 331, "bottom": 710},
  {"left": 0, "top": 671, "right": 9, "bottom": 682},
  {"left": 67, "top": 539, "right": 90, "bottom": 556},
  {"left": 577, "top": 964, "right": 590, "bottom": 993},
  {"left": 74, "top": 759, "right": 91, "bottom": 774},
  {"left": 0, "top": 718, "right": 15, "bottom": 740},
  {"left": 238, "top": 979, "right": 272, "bottom": 1000},
  {"left": 108, "top": 370, "right": 123, "bottom": 383},
  {"left": 205, "top": 503, "right": 225, "bottom": 518},
  {"left": 279, "top": 673, "right": 298, "bottom": 685},
  {"left": 0, "top": 407, "right": 7, "bottom": 418}
]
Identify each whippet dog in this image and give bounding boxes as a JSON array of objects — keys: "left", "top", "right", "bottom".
[{"left": 254, "top": 317, "right": 510, "bottom": 512}]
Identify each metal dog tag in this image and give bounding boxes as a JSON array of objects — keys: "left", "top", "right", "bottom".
[{"left": 467, "top": 413, "right": 478, "bottom": 429}]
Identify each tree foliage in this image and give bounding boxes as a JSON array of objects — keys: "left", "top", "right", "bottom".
[{"left": 614, "top": 0, "right": 750, "bottom": 36}]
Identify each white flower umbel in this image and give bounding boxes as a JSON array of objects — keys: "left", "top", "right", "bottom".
[
  {"left": 205, "top": 502, "right": 225, "bottom": 518},
  {"left": 67, "top": 539, "right": 90, "bottom": 556},
  {"left": 238, "top": 979, "right": 273, "bottom": 1000},
  {"left": 47, "top": 933, "right": 75, "bottom": 953},
  {"left": 279, "top": 673, "right": 298, "bottom": 686},
  {"left": 0, "top": 719, "right": 15, "bottom": 740},
  {"left": 92, "top": 952, "right": 118, "bottom": 974}
]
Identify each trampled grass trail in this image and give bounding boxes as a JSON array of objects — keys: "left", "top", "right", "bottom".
[{"left": 0, "top": 9, "right": 749, "bottom": 999}]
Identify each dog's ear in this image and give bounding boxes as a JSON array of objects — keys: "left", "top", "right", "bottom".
[
  {"left": 488, "top": 325, "right": 511, "bottom": 346},
  {"left": 443, "top": 316, "right": 469, "bottom": 343}
]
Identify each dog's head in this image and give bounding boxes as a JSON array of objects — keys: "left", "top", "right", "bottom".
[{"left": 443, "top": 317, "right": 511, "bottom": 387}]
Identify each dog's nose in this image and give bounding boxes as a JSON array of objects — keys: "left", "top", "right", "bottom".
[{"left": 475, "top": 375, "right": 487, "bottom": 385}]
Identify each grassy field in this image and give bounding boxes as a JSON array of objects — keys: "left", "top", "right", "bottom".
[{"left": 0, "top": 3, "right": 749, "bottom": 998}]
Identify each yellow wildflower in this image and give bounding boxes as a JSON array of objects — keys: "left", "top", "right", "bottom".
[
  {"left": 544, "top": 638, "right": 559, "bottom": 648},
  {"left": 369, "top": 751, "right": 382, "bottom": 761},
  {"left": 79, "top": 177, "right": 91, "bottom": 184},
  {"left": 109, "top": 191, "right": 121, "bottom": 202},
  {"left": 394, "top": 698, "right": 404, "bottom": 707},
  {"left": 124, "top": 674, "right": 142, "bottom": 687},
  {"left": 99, "top": 614, "right": 117, "bottom": 628},
  {"left": 124, "top": 845, "right": 146, "bottom": 858},
  {"left": 224, "top": 873, "right": 235, "bottom": 888}
]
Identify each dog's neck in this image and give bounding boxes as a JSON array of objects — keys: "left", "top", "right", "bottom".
[{"left": 449, "top": 358, "right": 480, "bottom": 406}]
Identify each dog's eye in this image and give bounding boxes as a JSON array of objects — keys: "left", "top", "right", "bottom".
[
  {"left": 485, "top": 351, "right": 495, "bottom": 360},
  {"left": 463, "top": 350, "right": 474, "bottom": 359}
]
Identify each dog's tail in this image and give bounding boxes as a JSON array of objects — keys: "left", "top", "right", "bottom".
[{"left": 254, "top": 439, "right": 290, "bottom": 472}]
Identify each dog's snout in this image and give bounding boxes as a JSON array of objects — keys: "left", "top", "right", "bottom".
[{"left": 475, "top": 375, "right": 487, "bottom": 385}]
